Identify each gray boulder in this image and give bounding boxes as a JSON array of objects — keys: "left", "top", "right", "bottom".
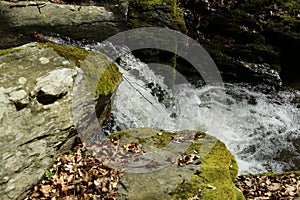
[{"left": 0, "top": 42, "right": 122, "bottom": 199}]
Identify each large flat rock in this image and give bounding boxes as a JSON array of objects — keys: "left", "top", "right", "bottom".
[{"left": 90, "top": 128, "right": 245, "bottom": 199}]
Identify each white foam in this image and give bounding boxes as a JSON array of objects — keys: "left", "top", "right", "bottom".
[{"left": 112, "top": 52, "right": 300, "bottom": 174}]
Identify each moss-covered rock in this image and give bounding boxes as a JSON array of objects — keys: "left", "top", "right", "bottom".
[
  {"left": 95, "top": 63, "right": 122, "bottom": 96},
  {"left": 127, "top": 0, "right": 186, "bottom": 32},
  {"left": 39, "top": 43, "right": 89, "bottom": 67},
  {"left": 0, "top": 0, "right": 186, "bottom": 49},
  {"left": 114, "top": 128, "right": 244, "bottom": 200},
  {"left": 123, "top": 0, "right": 186, "bottom": 80},
  {"left": 0, "top": 47, "right": 20, "bottom": 56}
]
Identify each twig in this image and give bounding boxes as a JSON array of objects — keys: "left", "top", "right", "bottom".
[{"left": 122, "top": 76, "right": 161, "bottom": 112}]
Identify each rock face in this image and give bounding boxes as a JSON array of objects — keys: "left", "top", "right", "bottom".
[
  {"left": 0, "top": 0, "right": 124, "bottom": 48},
  {"left": 179, "top": 0, "right": 300, "bottom": 87},
  {"left": 126, "top": 0, "right": 186, "bottom": 32},
  {"left": 100, "top": 128, "right": 245, "bottom": 200},
  {"left": 0, "top": 0, "right": 185, "bottom": 49},
  {"left": 0, "top": 42, "right": 122, "bottom": 199}
]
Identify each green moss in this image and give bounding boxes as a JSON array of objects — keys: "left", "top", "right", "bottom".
[
  {"left": 135, "top": 137, "right": 148, "bottom": 144},
  {"left": 129, "top": 0, "right": 163, "bottom": 8},
  {"left": 206, "top": 48, "right": 233, "bottom": 68},
  {"left": 168, "top": 0, "right": 186, "bottom": 32},
  {"left": 167, "top": 2, "right": 187, "bottom": 33},
  {"left": 170, "top": 176, "right": 203, "bottom": 199},
  {"left": 199, "top": 141, "right": 242, "bottom": 199},
  {"left": 281, "top": 0, "right": 300, "bottom": 12},
  {"left": 39, "top": 43, "right": 122, "bottom": 98},
  {"left": 0, "top": 48, "right": 20, "bottom": 56},
  {"left": 185, "top": 143, "right": 203, "bottom": 154},
  {"left": 95, "top": 62, "right": 122, "bottom": 96},
  {"left": 235, "top": 187, "right": 246, "bottom": 200},
  {"left": 151, "top": 130, "right": 177, "bottom": 148},
  {"left": 40, "top": 43, "right": 89, "bottom": 66},
  {"left": 171, "top": 140, "right": 245, "bottom": 200},
  {"left": 112, "top": 129, "right": 244, "bottom": 199},
  {"left": 248, "top": 43, "right": 276, "bottom": 54},
  {"left": 108, "top": 131, "right": 127, "bottom": 139},
  {"left": 247, "top": 43, "right": 280, "bottom": 64},
  {"left": 125, "top": 0, "right": 186, "bottom": 80},
  {"left": 127, "top": 0, "right": 186, "bottom": 32},
  {"left": 108, "top": 129, "right": 178, "bottom": 149},
  {"left": 127, "top": 0, "right": 164, "bottom": 28},
  {"left": 204, "top": 36, "right": 235, "bottom": 61}
]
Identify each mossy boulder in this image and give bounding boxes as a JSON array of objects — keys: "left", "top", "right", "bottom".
[
  {"left": 111, "top": 128, "right": 244, "bottom": 199},
  {"left": 127, "top": 0, "right": 186, "bottom": 32},
  {"left": 0, "top": 42, "right": 121, "bottom": 199},
  {"left": 119, "top": 0, "right": 186, "bottom": 75}
]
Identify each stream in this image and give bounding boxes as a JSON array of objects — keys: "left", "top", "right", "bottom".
[{"left": 89, "top": 43, "right": 300, "bottom": 175}]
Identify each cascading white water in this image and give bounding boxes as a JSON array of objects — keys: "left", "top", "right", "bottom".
[
  {"left": 109, "top": 51, "right": 300, "bottom": 175},
  {"left": 59, "top": 36, "right": 299, "bottom": 175},
  {"left": 220, "top": 85, "right": 300, "bottom": 174}
]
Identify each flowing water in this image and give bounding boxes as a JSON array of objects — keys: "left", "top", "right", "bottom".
[
  {"left": 41, "top": 36, "right": 299, "bottom": 175},
  {"left": 101, "top": 48, "right": 300, "bottom": 175}
]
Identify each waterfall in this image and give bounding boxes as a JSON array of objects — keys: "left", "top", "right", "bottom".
[
  {"left": 65, "top": 37, "right": 299, "bottom": 174},
  {"left": 105, "top": 50, "right": 300, "bottom": 174}
]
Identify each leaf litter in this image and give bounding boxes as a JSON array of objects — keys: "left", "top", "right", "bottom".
[{"left": 25, "top": 144, "right": 123, "bottom": 200}]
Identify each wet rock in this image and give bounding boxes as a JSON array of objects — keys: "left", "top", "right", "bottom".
[{"left": 0, "top": 42, "right": 122, "bottom": 199}]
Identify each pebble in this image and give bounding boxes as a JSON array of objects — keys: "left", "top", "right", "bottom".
[
  {"left": 39, "top": 57, "right": 50, "bottom": 64},
  {"left": 18, "top": 77, "right": 27, "bottom": 85}
]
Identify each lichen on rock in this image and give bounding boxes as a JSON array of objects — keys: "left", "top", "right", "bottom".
[
  {"left": 0, "top": 42, "right": 122, "bottom": 199},
  {"left": 39, "top": 43, "right": 89, "bottom": 67}
]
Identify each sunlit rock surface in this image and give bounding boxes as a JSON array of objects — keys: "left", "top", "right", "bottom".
[
  {"left": 0, "top": 0, "right": 186, "bottom": 49},
  {"left": 0, "top": 1, "right": 122, "bottom": 48},
  {"left": 0, "top": 42, "right": 121, "bottom": 199}
]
